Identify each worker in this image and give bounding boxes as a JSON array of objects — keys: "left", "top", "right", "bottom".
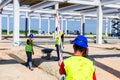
[
  {"left": 55, "top": 31, "right": 64, "bottom": 61},
  {"left": 58, "top": 35, "right": 96, "bottom": 80},
  {"left": 25, "top": 33, "right": 34, "bottom": 71}
]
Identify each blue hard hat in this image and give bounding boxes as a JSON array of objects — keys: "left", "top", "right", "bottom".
[
  {"left": 73, "top": 35, "right": 88, "bottom": 48},
  {"left": 29, "top": 34, "right": 34, "bottom": 38}
]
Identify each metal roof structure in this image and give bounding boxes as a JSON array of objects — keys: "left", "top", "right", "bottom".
[
  {"left": 0, "top": 0, "right": 120, "bottom": 46},
  {"left": 0, "top": 0, "right": 120, "bottom": 18}
]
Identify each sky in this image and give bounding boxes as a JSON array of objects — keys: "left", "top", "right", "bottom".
[{"left": 2, "top": 16, "right": 111, "bottom": 34}]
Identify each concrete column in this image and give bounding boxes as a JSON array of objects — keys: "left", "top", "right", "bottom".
[
  {"left": 65, "top": 19, "right": 67, "bottom": 35},
  {"left": 38, "top": 15, "right": 41, "bottom": 35},
  {"left": 25, "top": 12, "right": 28, "bottom": 37},
  {"left": 96, "top": 3, "right": 103, "bottom": 44},
  {"left": 105, "top": 18, "right": 108, "bottom": 37},
  {"left": 55, "top": 3, "right": 59, "bottom": 36},
  {"left": 81, "top": 15, "right": 85, "bottom": 35},
  {"left": 109, "top": 19, "right": 112, "bottom": 35},
  {"left": 7, "top": 15, "right": 9, "bottom": 35},
  {"left": 80, "top": 18, "right": 82, "bottom": 35},
  {"left": 48, "top": 17, "right": 50, "bottom": 35},
  {"left": 13, "top": 0, "right": 20, "bottom": 46},
  {"left": 0, "top": 0, "right": 2, "bottom": 40},
  {"left": 28, "top": 16, "right": 30, "bottom": 35},
  {"left": 61, "top": 17, "right": 64, "bottom": 32}
]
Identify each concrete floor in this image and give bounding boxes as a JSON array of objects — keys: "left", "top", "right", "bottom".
[{"left": 0, "top": 39, "right": 120, "bottom": 80}]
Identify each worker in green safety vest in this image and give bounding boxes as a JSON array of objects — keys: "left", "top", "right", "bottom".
[
  {"left": 25, "top": 34, "right": 34, "bottom": 71},
  {"left": 58, "top": 35, "right": 96, "bottom": 80},
  {"left": 55, "top": 32, "right": 64, "bottom": 61}
]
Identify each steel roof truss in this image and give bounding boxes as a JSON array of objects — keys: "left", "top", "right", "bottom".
[
  {"left": 30, "top": 1, "right": 58, "bottom": 11},
  {"left": 59, "top": 4, "right": 93, "bottom": 12},
  {"left": 102, "top": 0, "right": 120, "bottom": 5},
  {"left": 104, "top": 4, "right": 120, "bottom": 8},
  {"left": 67, "top": 0, "right": 99, "bottom": 6},
  {"left": 0, "top": 0, "right": 12, "bottom": 9}
]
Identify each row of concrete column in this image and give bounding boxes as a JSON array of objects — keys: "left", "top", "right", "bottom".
[
  {"left": 26, "top": 16, "right": 69, "bottom": 35},
  {"left": 0, "top": 15, "right": 71, "bottom": 35},
  {"left": 0, "top": 14, "right": 111, "bottom": 36},
  {"left": 0, "top": 0, "right": 112, "bottom": 46}
]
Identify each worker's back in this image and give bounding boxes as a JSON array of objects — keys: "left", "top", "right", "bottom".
[
  {"left": 25, "top": 38, "right": 33, "bottom": 52},
  {"left": 64, "top": 56, "right": 94, "bottom": 80}
]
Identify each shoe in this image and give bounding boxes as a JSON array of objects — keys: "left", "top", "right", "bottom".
[
  {"left": 30, "top": 67, "right": 34, "bottom": 71},
  {"left": 54, "top": 58, "right": 59, "bottom": 61}
]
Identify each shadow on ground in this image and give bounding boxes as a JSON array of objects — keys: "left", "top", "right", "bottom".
[
  {"left": 34, "top": 45, "right": 120, "bottom": 78},
  {"left": 94, "top": 60, "right": 120, "bottom": 78},
  {"left": 0, "top": 59, "right": 18, "bottom": 64},
  {"left": 0, "top": 45, "right": 119, "bottom": 79}
]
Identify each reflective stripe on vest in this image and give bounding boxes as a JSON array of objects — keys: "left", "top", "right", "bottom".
[
  {"left": 25, "top": 40, "right": 32, "bottom": 52},
  {"left": 64, "top": 56, "right": 94, "bottom": 80}
]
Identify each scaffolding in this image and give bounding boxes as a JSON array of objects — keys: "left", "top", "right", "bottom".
[{"left": 111, "top": 19, "right": 120, "bottom": 36}]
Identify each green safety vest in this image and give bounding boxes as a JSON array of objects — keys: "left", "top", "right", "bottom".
[
  {"left": 25, "top": 39, "right": 33, "bottom": 52},
  {"left": 55, "top": 32, "right": 63, "bottom": 45},
  {"left": 64, "top": 56, "right": 95, "bottom": 80}
]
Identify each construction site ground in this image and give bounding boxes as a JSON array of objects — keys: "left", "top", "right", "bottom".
[{"left": 0, "top": 38, "right": 120, "bottom": 80}]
